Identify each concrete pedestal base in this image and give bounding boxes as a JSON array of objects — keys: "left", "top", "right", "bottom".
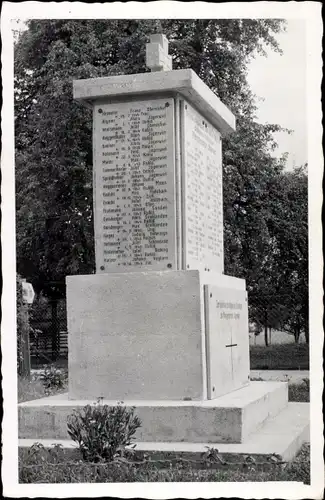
[
  {"left": 19, "top": 402, "right": 309, "bottom": 462},
  {"left": 18, "top": 382, "right": 309, "bottom": 461},
  {"left": 19, "top": 382, "right": 288, "bottom": 444}
]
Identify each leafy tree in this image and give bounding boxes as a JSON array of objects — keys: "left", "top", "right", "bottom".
[
  {"left": 268, "top": 165, "right": 308, "bottom": 343},
  {"left": 240, "top": 164, "right": 308, "bottom": 344}
]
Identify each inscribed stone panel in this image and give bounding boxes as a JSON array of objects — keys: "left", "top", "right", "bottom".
[
  {"left": 204, "top": 285, "right": 250, "bottom": 399},
  {"left": 93, "top": 98, "right": 177, "bottom": 273},
  {"left": 182, "top": 101, "right": 223, "bottom": 273}
]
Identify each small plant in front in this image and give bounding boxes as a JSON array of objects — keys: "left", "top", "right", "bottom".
[
  {"left": 202, "top": 446, "right": 226, "bottom": 465},
  {"left": 39, "top": 365, "right": 68, "bottom": 391},
  {"left": 67, "top": 400, "right": 141, "bottom": 462}
]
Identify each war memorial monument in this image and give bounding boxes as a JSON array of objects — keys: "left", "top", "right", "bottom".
[{"left": 19, "top": 35, "right": 309, "bottom": 459}]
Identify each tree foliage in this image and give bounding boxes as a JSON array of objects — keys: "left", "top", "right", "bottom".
[{"left": 14, "top": 18, "right": 308, "bottom": 341}]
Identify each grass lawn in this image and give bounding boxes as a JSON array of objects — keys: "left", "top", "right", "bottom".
[
  {"left": 250, "top": 343, "right": 309, "bottom": 370},
  {"left": 18, "top": 376, "right": 47, "bottom": 403},
  {"left": 19, "top": 443, "right": 310, "bottom": 483},
  {"left": 18, "top": 370, "right": 68, "bottom": 403}
]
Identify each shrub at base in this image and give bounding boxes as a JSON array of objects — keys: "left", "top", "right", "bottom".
[{"left": 67, "top": 401, "right": 141, "bottom": 462}]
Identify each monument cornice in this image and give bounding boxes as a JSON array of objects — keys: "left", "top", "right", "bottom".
[{"left": 73, "top": 69, "right": 236, "bottom": 137}]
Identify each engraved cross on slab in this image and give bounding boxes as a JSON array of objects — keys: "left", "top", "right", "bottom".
[
  {"left": 146, "top": 34, "right": 172, "bottom": 72},
  {"left": 225, "top": 327, "right": 238, "bottom": 381}
]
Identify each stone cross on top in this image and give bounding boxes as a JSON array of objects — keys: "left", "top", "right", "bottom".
[{"left": 146, "top": 34, "right": 172, "bottom": 72}]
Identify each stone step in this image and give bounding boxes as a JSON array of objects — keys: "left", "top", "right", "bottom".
[
  {"left": 19, "top": 381, "right": 288, "bottom": 444},
  {"left": 19, "top": 402, "right": 309, "bottom": 462}
]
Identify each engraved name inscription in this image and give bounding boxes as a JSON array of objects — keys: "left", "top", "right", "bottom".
[
  {"left": 183, "top": 101, "right": 223, "bottom": 272},
  {"left": 94, "top": 98, "right": 176, "bottom": 273}
]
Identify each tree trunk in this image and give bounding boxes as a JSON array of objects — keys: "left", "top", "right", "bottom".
[
  {"left": 192, "top": 20, "right": 209, "bottom": 76},
  {"left": 304, "top": 312, "right": 309, "bottom": 344},
  {"left": 264, "top": 309, "right": 269, "bottom": 347},
  {"left": 51, "top": 299, "right": 59, "bottom": 361},
  {"left": 294, "top": 330, "right": 300, "bottom": 344}
]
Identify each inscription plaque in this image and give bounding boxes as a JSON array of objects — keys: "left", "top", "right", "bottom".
[
  {"left": 93, "top": 98, "right": 176, "bottom": 273},
  {"left": 204, "top": 285, "right": 250, "bottom": 399},
  {"left": 182, "top": 101, "right": 223, "bottom": 273}
]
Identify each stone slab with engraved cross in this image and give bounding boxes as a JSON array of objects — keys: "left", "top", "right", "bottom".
[{"left": 204, "top": 285, "right": 250, "bottom": 399}]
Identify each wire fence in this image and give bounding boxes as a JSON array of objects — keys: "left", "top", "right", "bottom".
[{"left": 29, "top": 296, "right": 67, "bottom": 367}]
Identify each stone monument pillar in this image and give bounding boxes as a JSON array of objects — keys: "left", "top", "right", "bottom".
[{"left": 68, "top": 34, "right": 250, "bottom": 402}]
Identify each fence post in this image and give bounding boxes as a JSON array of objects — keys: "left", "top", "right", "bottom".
[
  {"left": 22, "top": 305, "right": 31, "bottom": 377},
  {"left": 17, "top": 276, "right": 31, "bottom": 378},
  {"left": 50, "top": 298, "right": 59, "bottom": 361},
  {"left": 305, "top": 316, "right": 309, "bottom": 344}
]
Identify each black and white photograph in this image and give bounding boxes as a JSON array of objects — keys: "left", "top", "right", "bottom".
[{"left": 1, "top": 2, "right": 323, "bottom": 498}]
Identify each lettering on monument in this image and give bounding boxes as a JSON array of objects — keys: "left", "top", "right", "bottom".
[
  {"left": 94, "top": 98, "right": 176, "bottom": 273},
  {"left": 182, "top": 101, "right": 223, "bottom": 273},
  {"left": 216, "top": 300, "right": 243, "bottom": 321}
]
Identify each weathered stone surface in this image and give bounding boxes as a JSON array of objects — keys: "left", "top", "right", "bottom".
[
  {"left": 205, "top": 285, "right": 250, "bottom": 398},
  {"left": 92, "top": 95, "right": 229, "bottom": 275},
  {"left": 200, "top": 271, "right": 246, "bottom": 289},
  {"left": 146, "top": 34, "right": 172, "bottom": 71},
  {"left": 73, "top": 69, "right": 236, "bottom": 137},
  {"left": 67, "top": 271, "right": 205, "bottom": 400},
  {"left": 93, "top": 98, "right": 176, "bottom": 273},
  {"left": 18, "top": 382, "right": 289, "bottom": 444},
  {"left": 20, "top": 400, "right": 310, "bottom": 461},
  {"left": 182, "top": 101, "right": 223, "bottom": 273},
  {"left": 66, "top": 270, "right": 250, "bottom": 401}
]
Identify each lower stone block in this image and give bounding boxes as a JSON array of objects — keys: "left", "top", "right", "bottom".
[
  {"left": 67, "top": 270, "right": 205, "bottom": 401},
  {"left": 19, "top": 382, "right": 288, "bottom": 444},
  {"left": 66, "top": 270, "right": 250, "bottom": 401}
]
